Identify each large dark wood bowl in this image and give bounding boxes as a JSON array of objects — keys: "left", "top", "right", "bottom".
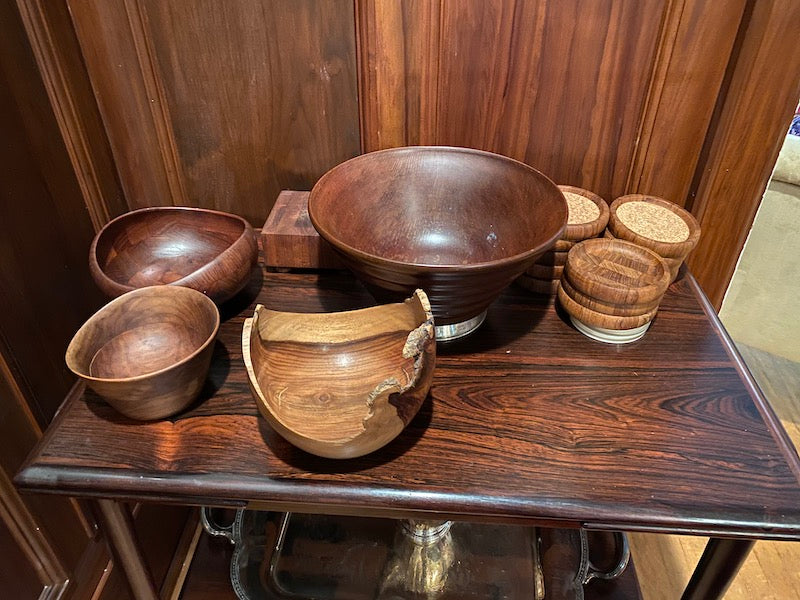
[
  {"left": 66, "top": 286, "right": 219, "bottom": 420},
  {"left": 243, "top": 290, "right": 436, "bottom": 459},
  {"left": 90, "top": 207, "right": 258, "bottom": 304},
  {"left": 308, "top": 147, "right": 567, "bottom": 337}
]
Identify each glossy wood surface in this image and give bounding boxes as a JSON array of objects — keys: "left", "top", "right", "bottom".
[
  {"left": 243, "top": 290, "right": 435, "bottom": 459},
  {"left": 66, "top": 286, "right": 219, "bottom": 421},
  {"left": 68, "top": 0, "right": 360, "bottom": 225},
  {"left": 17, "top": 265, "right": 800, "bottom": 541},
  {"left": 309, "top": 147, "right": 567, "bottom": 325},
  {"left": 90, "top": 207, "right": 258, "bottom": 304}
]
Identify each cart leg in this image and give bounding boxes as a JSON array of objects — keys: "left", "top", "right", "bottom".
[
  {"left": 96, "top": 499, "right": 158, "bottom": 600},
  {"left": 680, "top": 538, "right": 754, "bottom": 600}
]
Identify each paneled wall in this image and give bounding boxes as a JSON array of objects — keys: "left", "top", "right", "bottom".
[
  {"left": 65, "top": 0, "right": 786, "bottom": 307},
  {"left": 68, "top": 0, "right": 361, "bottom": 225},
  {"left": 357, "top": 0, "right": 744, "bottom": 206}
]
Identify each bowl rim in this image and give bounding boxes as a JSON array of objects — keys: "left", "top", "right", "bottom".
[
  {"left": 65, "top": 285, "right": 220, "bottom": 384},
  {"left": 308, "top": 146, "right": 568, "bottom": 272},
  {"left": 89, "top": 206, "right": 254, "bottom": 296}
]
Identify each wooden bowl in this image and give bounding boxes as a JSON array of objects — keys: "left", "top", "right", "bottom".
[
  {"left": 308, "top": 147, "right": 567, "bottom": 337},
  {"left": 90, "top": 207, "right": 258, "bottom": 303},
  {"left": 66, "top": 286, "right": 220, "bottom": 420},
  {"left": 243, "top": 290, "right": 436, "bottom": 459}
]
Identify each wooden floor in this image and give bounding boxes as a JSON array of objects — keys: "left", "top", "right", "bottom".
[{"left": 630, "top": 343, "right": 800, "bottom": 599}]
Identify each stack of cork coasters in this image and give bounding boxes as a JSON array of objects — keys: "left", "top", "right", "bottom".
[
  {"left": 605, "top": 194, "right": 700, "bottom": 282},
  {"left": 558, "top": 238, "right": 672, "bottom": 344},
  {"left": 518, "top": 186, "right": 609, "bottom": 294}
]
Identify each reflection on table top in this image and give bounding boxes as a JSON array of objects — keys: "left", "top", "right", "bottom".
[{"left": 16, "top": 267, "right": 800, "bottom": 540}]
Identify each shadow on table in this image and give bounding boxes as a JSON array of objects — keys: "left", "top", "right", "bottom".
[{"left": 258, "top": 393, "right": 434, "bottom": 474}]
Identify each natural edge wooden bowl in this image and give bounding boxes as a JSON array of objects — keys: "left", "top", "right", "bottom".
[
  {"left": 90, "top": 206, "right": 259, "bottom": 304},
  {"left": 607, "top": 195, "right": 701, "bottom": 260},
  {"left": 558, "top": 185, "right": 610, "bottom": 241},
  {"left": 65, "top": 286, "right": 220, "bottom": 420},
  {"left": 243, "top": 289, "right": 436, "bottom": 459},
  {"left": 308, "top": 147, "right": 567, "bottom": 327}
]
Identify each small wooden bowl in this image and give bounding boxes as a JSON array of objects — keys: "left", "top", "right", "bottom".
[
  {"left": 66, "top": 286, "right": 220, "bottom": 420},
  {"left": 558, "top": 185, "right": 610, "bottom": 241},
  {"left": 607, "top": 195, "right": 700, "bottom": 280},
  {"left": 243, "top": 290, "right": 436, "bottom": 459},
  {"left": 90, "top": 207, "right": 258, "bottom": 303}
]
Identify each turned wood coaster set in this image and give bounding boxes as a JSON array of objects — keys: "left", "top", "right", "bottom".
[{"left": 518, "top": 187, "right": 701, "bottom": 344}]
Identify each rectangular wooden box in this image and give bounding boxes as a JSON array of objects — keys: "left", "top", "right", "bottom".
[{"left": 261, "top": 190, "right": 342, "bottom": 269}]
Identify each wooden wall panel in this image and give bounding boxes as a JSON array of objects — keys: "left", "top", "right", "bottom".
[
  {"left": 359, "top": 0, "right": 668, "bottom": 202},
  {"left": 15, "top": 0, "right": 127, "bottom": 229},
  {"left": 67, "top": 0, "right": 181, "bottom": 212},
  {"left": 356, "top": 0, "right": 441, "bottom": 150},
  {"left": 687, "top": 0, "right": 800, "bottom": 307},
  {"left": 626, "top": 0, "right": 747, "bottom": 205},
  {"left": 68, "top": 0, "right": 360, "bottom": 225},
  {"left": 0, "top": 0, "right": 98, "bottom": 593}
]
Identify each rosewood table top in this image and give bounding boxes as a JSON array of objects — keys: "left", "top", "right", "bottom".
[{"left": 16, "top": 268, "right": 800, "bottom": 540}]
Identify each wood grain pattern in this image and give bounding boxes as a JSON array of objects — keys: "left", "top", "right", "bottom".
[
  {"left": 308, "top": 146, "right": 567, "bottom": 325},
  {"left": 356, "top": 0, "right": 441, "bottom": 150},
  {"left": 261, "top": 191, "right": 342, "bottom": 270},
  {"left": 687, "top": 0, "right": 800, "bottom": 308},
  {"left": 244, "top": 290, "right": 435, "bottom": 459},
  {"left": 626, "top": 0, "right": 747, "bottom": 204},
  {"left": 563, "top": 239, "right": 671, "bottom": 307},
  {"left": 90, "top": 207, "right": 258, "bottom": 304},
  {"left": 16, "top": 267, "right": 800, "bottom": 541},
  {"left": 66, "top": 286, "right": 219, "bottom": 421},
  {"left": 66, "top": 0, "right": 178, "bottom": 210},
  {"left": 358, "top": 0, "right": 667, "bottom": 202},
  {"left": 558, "top": 186, "right": 610, "bottom": 242},
  {"left": 68, "top": 0, "right": 361, "bottom": 223}
]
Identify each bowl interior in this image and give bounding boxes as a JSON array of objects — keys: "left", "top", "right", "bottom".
[
  {"left": 247, "top": 294, "right": 432, "bottom": 444},
  {"left": 95, "top": 209, "right": 246, "bottom": 287},
  {"left": 310, "top": 147, "right": 567, "bottom": 268},
  {"left": 68, "top": 287, "right": 219, "bottom": 381}
]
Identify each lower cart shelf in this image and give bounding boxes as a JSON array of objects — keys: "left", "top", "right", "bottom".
[{"left": 181, "top": 512, "right": 642, "bottom": 600}]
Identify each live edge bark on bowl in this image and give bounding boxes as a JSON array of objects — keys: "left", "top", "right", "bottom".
[
  {"left": 65, "top": 286, "right": 219, "bottom": 420},
  {"left": 606, "top": 194, "right": 700, "bottom": 282},
  {"left": 243, "top": 289, "right": 436, "bottom": 459},
  {"left": 308, "top": 146, "right": 567, "bottom": 340},
  {"left": 90, "top": 206, "right": 258, "bottom": 304}
]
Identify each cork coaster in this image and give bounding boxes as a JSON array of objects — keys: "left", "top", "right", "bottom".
[
  {"left": 616, "top": 201, "right": 689, "bottom": 243},
  {"left": 558, "top": 186, "right": 610, "bottom": 242}
]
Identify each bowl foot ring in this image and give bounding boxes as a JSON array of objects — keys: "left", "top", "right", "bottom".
[{"left": 435, "top": 310, "right": 487, "bottom": 342}]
